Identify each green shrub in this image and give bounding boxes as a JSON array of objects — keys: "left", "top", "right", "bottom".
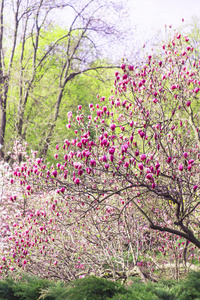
[
  {"left": 0, "top": 275, "right": 66, "bottom": 300},
  {"left": 10, "top": 275, "right": 52, "bottom": 300},
  {"left": 107, "top": 278, "right": 157, "bottom": 300},
  {"left": 0, "top": 277, "right": 20, "bottom": 300},
  {"left": 172, "top": 271, "right": 200, "bottom": 300},
  {"left": 38, "top": 281, "right": 69, "bottom": 300},
  {"left": 152, "top": 284, "right": 175, "bottom": 300},
  {"left": 107, "top": 278, "right": 176, "bottom": 300},
  {"left": 1, "top": 271, "right": 200, "bottom": 300},
  {"left": 107, "top": 291, "right": 159, "bottom": 300},
  {"left": 62, "top": 276, "right": 128, "bottom": 300}
]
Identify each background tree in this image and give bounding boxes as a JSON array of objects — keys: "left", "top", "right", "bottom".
[{"left": 0, "top": 0, "right": 125, "bottom": 161}]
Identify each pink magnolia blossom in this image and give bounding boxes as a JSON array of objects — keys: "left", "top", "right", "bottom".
[
  {"left": 146, "top": 173, "right": 153, "bottom": 180},
  {"left": 109, "top": 147, "right": 115, "bottom": 155},
  {"left": 102, "top": 155, "right": 107, "bottom": 162},
  {"left": 138, "top": 163, "right": 143, "bottom": 170},
  {"left": 74, "top": 178, "right": 80, "bottom": 185},
  {"left": 139, "top": 131, "right": 145, "bottom": 138},
  {"left": 58, "top": 187, "right": 64, "bottom": 194},
  {"left": 121, "top": 63, "right": 126, "bottom": 70},
  {"left": 135, "top": 150, "right": 139, "bottom": 156},
  {"left": 124, "top": 162, "right": 129, "bottom": 168},
  {"left": 78, "top": 170, "right": 83, "bottom": 176},
  {"left": 171, "top": 85, "right": 177, "bottom": 90},
  {"left": 152, "top": 183, "right": 156, "bottom": 189},
  {"left": 121, "top": 144, "right": 128, "bottom": 153},
  {"left": 110, "top": 123, "right": 116, "bottom": 131},
  {"left": 193, "top": 185, "right": 198, "bottom": 191},
  {"left": 140, "top": 154, "right": 146, "bottom": 161},
  {"left": 179, "top": 164, "right": 183, "bottom": 171},
  {"left": 155, "top": 162, "right": 160, "bottom": 170},
  {"left": 90, "top": 159, "right": 96, "bottom": 167},
  {"left": 77, "top": 142, "right": 82, "bottom": 148},
  {"left": 86, "top": 167, "right": 91, "bottom": 174},
  {"left": 167, "top": 157, "right": 172, "bottom": 163},
  {"left": 110, "top": 155, "right": 114, "bottom": 162},
  {"left": 52, "top": 170, "right": 57, "bottom": 178}
]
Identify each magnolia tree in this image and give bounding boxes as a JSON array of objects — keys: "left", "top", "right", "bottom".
[
  {"left": 1, "top": 30, "right": 200, "bottom": 280},
  {"left": 0, "top": 144, "right": 164, "bottom": 281},
  {"left": 1, "top": 148, "right": 197, "bottom": 281},
  {"left": 35, "top": 31, "right": 200, "bottom": 247}
]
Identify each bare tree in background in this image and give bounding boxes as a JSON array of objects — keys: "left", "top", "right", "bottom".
[{"left": 0, "top": 0, "right": 126, "bottom": 160}]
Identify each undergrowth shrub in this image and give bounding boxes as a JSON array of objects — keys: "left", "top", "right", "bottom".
[
  {"left": 38, "top": 281, "right": 69, "bottom": 300},
  {"left": 61, "top": 276, "right": 128, "bottom": 300},
  {"left": 0, "top": 275, "right": 53, "bottom": 300},
  {"left": 171, "top": 271, "right": 200, "bottom": 300},
  {"left": 12, "top": 275, "right": 53, "bottom": 300},
  {"left": 108, "top": 278, "right": 175, "bottom": 300},
  {"left": 0, "top": 277, "right": 20, "bottom": 300},
  {"left": 0, "top": 271, "right": 200, "bottom": 300}
]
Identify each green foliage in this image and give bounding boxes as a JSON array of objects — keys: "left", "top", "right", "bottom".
[
  {"left": 0, "top": 275, "right": 53, "bottom": 300},
  {"left": 4, "top": 23, "right": 115, "bottom": 162},
  {"left": 119, "top": 274, "right": 200, "bottom": 300},
  {"left": 152, "top": 284, "right": 175, "bottom": 300},
  {"left": 4, "top": 22, "right": 116, "bottom": 166},
  {"left": 38, "top": 281, "right": 69, "bottom": 300},
  {"left": 108, "top": 292, "right": 159, "bottom": 300},
  {"left": 172, "top": 271, "right": 200, "bottom": 300},
  {"left": 0, "top": 277, "right": 20, "bottom": 300},
  {"left": 62, "top": 276, "right": 128, "bottom": 300},
  {"left": 12, "top": 275, "right": 53, "bottom": 300},
  {"left": 107, "top": 278, "right": 174, "bottom": 300},
  {"left": 1, "top": 272, "right": 200, "bottom": 300}
]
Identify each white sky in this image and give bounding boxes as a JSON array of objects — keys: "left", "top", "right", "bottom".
[
  {"left": 53, "top": 0, "right": 200, "bottom": 61},
  {"left": 127, "top": 0, "right": 200, "bottom": 42}
]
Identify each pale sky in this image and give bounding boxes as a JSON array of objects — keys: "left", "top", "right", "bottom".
[
  {"left": 127, "top": 0, "right": 200, "bottom": 42},
  {"left": 53, "top": 0, "right": 200, "bottom": 61}
]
